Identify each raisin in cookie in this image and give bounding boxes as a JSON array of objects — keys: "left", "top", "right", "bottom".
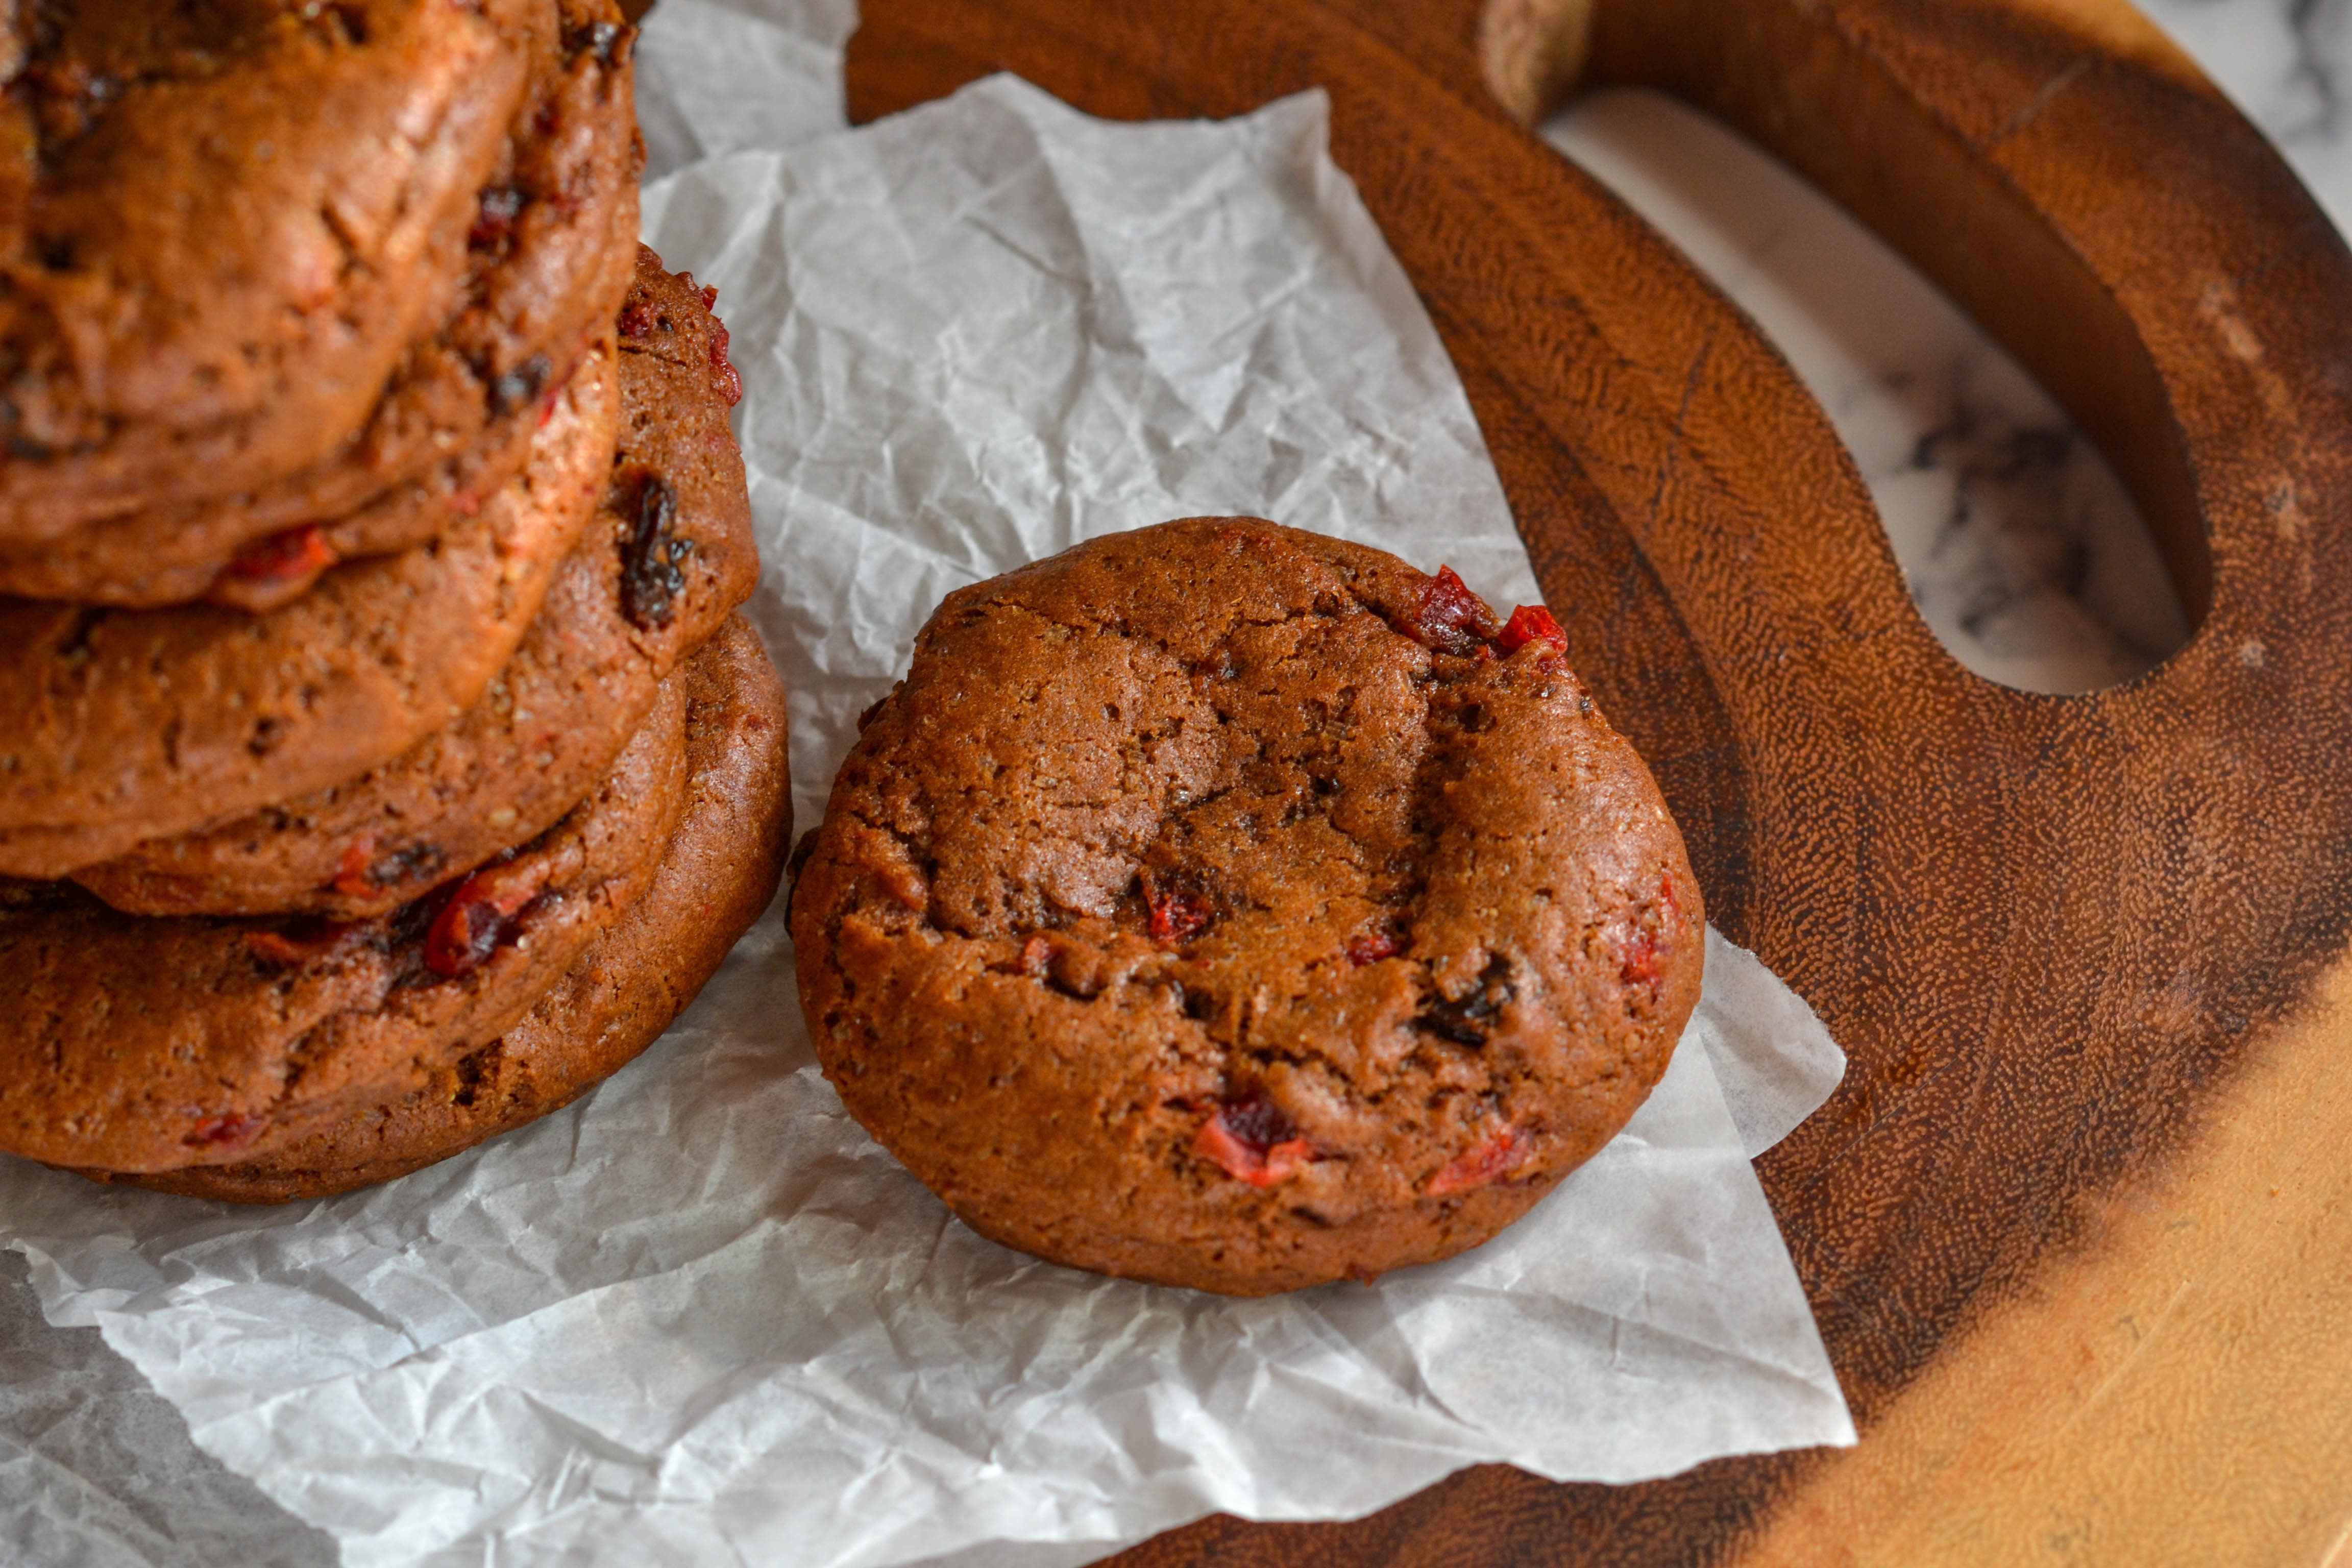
[
  {"left": 89, "top": 616, "right": 791, "bottom": 1201},
  {"left": 0, "top": 0, "right": 645, "bottom": 608},
  {"left": 0, "top": 337, "right": 618, "bottom": 877},
  {"left": 0, "top": 661, "right": 694, "bottom": 1177},
  {"left": 69, "top": 252, "right": 755, "bottom": 916},
  {"left": 792, "top": 518, "right": 1703, "bottom": 1296},
  {"left": 0, "top": 0, "right": 552, "bottom": 533}
]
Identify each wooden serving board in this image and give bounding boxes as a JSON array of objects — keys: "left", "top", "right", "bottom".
[{"left": 841, "top": 1, "right": 2352, "bottom": 1562}]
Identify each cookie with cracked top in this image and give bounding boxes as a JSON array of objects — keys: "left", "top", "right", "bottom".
[
  {"left": 791, "top": 517, "right": 1704, "bottom": 1296},
  {"left": 0, "top": 0, "right": 561, "bottom": 535},
  {"left": 0, "top": 337, "right": 618, "bottom": 879},
  {"left": 0, "top": 662, "right": 693, "bottom": 1178},
  {"left": 82, "top": 616, "right": 792, "bottom": 1202},
  {"left": 67, "top": 251, "right": 756, "bottom": 917},
  {"left": 0, "top": 0, "right": 645, "bottom": 609}
]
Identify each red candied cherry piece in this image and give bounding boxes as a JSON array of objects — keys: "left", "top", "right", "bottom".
[
  {"left": 243, "top": 918, "right": 357, "bottom": 968},
  {"left": 1146, "top": 883, "right": 1213, "bottom": 944},
  {"left": 1345, "top": 930, "right": 1401, "bottom": 966},
  {"left": 1410, "top": 566, "right": 1497, "bottom": 657},
  {"left": 708, "top": 318, "right": 743, "bottom": 407},
  {"left": 1193, "top": 1092, "right": 1316, "bottom": 1187},
  {"left": 183, "top": 1111, "right": 262, "bottom": 1150},
  {"left": 226, "top": 524, "right": 338, "bottom": 583},
  {"left": 243, "top": 932, "right": 308, "bottom": 966},
  {"left": 1619, "top": 874, "right": 1681, "bottom": 989},
  {"left": 1497, "top": 603, "right": 1568, "bottom": 657},
  {"left": 330, "top": 837, "right": 376, "bottom": 900},
  {"left": 1426, "top": 1124, "right": 1526, "bottom": 1196},
  {"left": 1621, "top": 928, "right": 1663, "bottom": 988},
  {"left": 677, "top": 274, "right": 745, "bottom": 405},
  {"left": 424, "top": 857, "right": 552, "bottom": 980}
]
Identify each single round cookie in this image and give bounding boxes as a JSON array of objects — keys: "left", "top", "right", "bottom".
[
  {"left": 792, "top": 518, "right": 1704, "bottom": 1296},
  {"left": 68, "top": 253, "right": 758, "bottom": 917},
  {"left": 0, "top": 2, "right": 645, "bottom": 609},
  {"left": 0, "top": 671, "right": 693, "bottom": 1177},
  {"left": 0, "top": 337, "right": 618, "bottom": 878},
  {"left": 0, "top": 0, "right": 555, "bottom": 534},
  {"left": 95, "top": 616, "right": 792, "bottom": 1203}
]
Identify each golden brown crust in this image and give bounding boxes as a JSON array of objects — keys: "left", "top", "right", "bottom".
[
  {"left": 103, "top": 617, "right": 792, "bottom": 1203},
  {"left": 0, "top": 671, "right": 693, "bottom": 1176},
  {"left": 0, "top": 0, "right": 557, "bottom": 533},
  {"left": 792, "top": 518, "right": 1703, "bottom": 1295},
  {"left": 0, "top": 337, "right": 619, "bottom": 875},
  {"left": 0, "top": 0, "right": 645, "bottom": 607},
  {"left": 69, "top": 252, "right": 757, "bottom": 917}
]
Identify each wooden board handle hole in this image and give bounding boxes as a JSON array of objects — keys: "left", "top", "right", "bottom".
[
  {"left": 1480, "top": 0, "right": 2218, "bottom": 654},
  {"left": 1543, "top": 85, "right": 2191, "bottom": 693}
]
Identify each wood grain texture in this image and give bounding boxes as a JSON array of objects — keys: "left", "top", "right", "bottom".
[{"left": 841, "top": 0, "right": 2352, "bottom": 1561}]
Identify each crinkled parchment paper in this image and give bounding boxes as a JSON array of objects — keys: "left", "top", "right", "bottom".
[{"left": 0, "top": 32, "right": 1852, "bottom": 1568}]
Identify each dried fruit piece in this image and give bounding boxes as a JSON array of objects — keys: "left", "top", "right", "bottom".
[
  {"left": 619, "top": 473, "right": 693, "bottom": 630},
  {"left": 243, "top": 918, "right": 356, "bottom": 968},
  {"left": 618, "top": 296, "right": 660, "bottom": 338},
  {"left": 330, "top": 838, "right": 377, "bottom": 900},
  {"left": 1414, "top": 953, "right": 1515, "bottom": 1044},
  {"left": 225, "top": 524, "right": 338, "bottom": 583},
  {"left": 708, "top": 316, "right": 742, "bottom": 408},
  {"left": 423, "top": 856, "right": 553, "bottom": 979},
  {"left": 1619, "top": 875, "right": 1680, "bottom": 991},
  {"left": 1498, "top": 604, "right": 1567, "bottom": 657},
  {"left": 1411, "top": 566, "right": 1497, "bottom": 656},
  {"left": 1427, "top": 1125, "right": 1525, "bottom": 1196},
  {"left": 562, "top": 17, "right": 628, "bottom": 63},
  {"left": 1193, "top": 1093, "right": 1316, "bottom": 1187},
  {"left": 1345, "top": 930, "right": 1401, "bottom": 966},
  {"left": 489, "top": 354, "right": 553, "bottom": 416},
  {"left": 183, "top": 1112, "right": 262, "bottom": 1150},
  {"left": 1145, "top": 879, "right": 1213, "bottom": 944}
]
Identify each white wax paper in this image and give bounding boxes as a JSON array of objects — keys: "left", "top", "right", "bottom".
[
  {"left": 635, "top": 0, "right": 858, "bottom": 180},
  {"left": 1, "top": 57, "right": 1853, "bottom": 1568}
]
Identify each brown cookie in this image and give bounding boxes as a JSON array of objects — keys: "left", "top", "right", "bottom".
[
  {"left": 89, "top": 616, "right": 792, "bottom": 1204},
  {"left": 0, "top": 0, "right": 565, "bottom": 535},
  {"left": 71, "top": 253, "right": 759, "bottom": 916},
  {"left": 0, "top": 337, "right": 619, "bottom": 878},
  {"left": 791, "top": 519, "right": 1705, "bottom": 1296},
  {"left": 0, "top": 0, "right": 645, "bottom": 609},
  {"left": 0, "top": 668, "right": 693, "bottom": 1177}
]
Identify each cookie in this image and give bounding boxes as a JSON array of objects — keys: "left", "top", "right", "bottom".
[
  {"left": 0, "top": 666, "right": 693, "bottom": 1177},
  {"left": 0, "top": 338, "right": 618, "bottom": 879},
  {"left": 72, "top": 254, "right": 758, "bottom": 916},
  {"left": 97, "top": 617, "right": 792, "bottom": 1203},
  {"left": 0, "top": 0, "right": 559, "bottom": 534},
  {"left": 0, "top": 1, "right": 645, "bottom": 609},
  {"left": 791, "top": 519, "right": 1704, "bottom": 1295}
]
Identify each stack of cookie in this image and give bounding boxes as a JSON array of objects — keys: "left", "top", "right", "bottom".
[{"left": 0, "top": 0, "right": 789, "bottom": 1201}]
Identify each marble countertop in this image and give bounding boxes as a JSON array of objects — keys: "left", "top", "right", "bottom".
[{"left": 3, "top": 3, "right": 2341, "bottom": 1563}]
